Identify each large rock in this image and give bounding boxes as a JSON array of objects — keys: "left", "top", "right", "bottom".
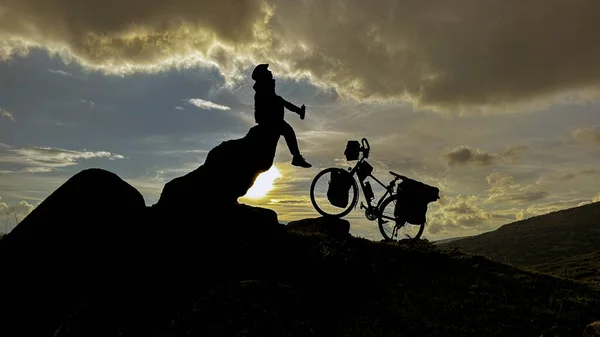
[
  {"left": 0, "top": 168, "right": 146, "bottom": 255},
  {"left": 287, "top": 217, "right": 351, "bottom": 239},
  {"left": 0, "top": 168, "right": 148, "bottom": 337},
  {"left": 155, "top": 124, "right": 280, "bottom": 209},
  {"left": 0, "top": 125, "right": 287, "bottom": 337}
]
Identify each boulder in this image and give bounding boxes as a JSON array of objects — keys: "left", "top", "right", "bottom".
[
  {"left": 0, "top": 168, "right": 146, "bottom": 256},
  {"left": 155, "top": 124, "right": 280, "bottom": 209},
  {"left": 0, "top": 168, "right": 148, "bottom": 337},
  {"left": 287, "top": 217, "right": 351, "bottom": 238}
]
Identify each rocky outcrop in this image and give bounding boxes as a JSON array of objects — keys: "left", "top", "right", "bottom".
[
  {"left": 0, "top": 168, "right": 148, "bottom": 337},
  {"left": 0, "top": 124, "right": 285, "bottom": 337},
  {"left": 154, "top": 124, "right": 280, "bottom": 209},
  {"left": 0, "top": 168, "right": 146, "bottom": 256}
]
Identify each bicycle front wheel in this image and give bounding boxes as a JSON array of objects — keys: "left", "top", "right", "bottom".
[
  {"left": 377, "top": 196, "right": 425, "bottom": 242},
  {"left": 310, "top": 168, "right": 359, "bottom": 217}
]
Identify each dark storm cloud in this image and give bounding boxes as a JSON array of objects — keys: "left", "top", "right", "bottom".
[
  {"left": 442, "top": 146, "right": 496, "bottom": 167},
  {"left": 0, "top": 0, "right": 265, "bottom": 64},
  {"left": 273, "top": 0, "right": 600, "bottom": 110},
  {"left": 442, "top": 145, "right": 529, "bottom": 167},
  {"left": 2, "top": 0, "right": 600, "bottom": 111}
]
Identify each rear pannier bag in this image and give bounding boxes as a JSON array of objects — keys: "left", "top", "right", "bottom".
[
  {"left": 327, "top": 170, "right": 352, "bottom": 208},
  {"left": 394, "top": 178, "right": 440, "bottom": 224}
]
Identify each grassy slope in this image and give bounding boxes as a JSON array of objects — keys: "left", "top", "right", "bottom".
[
  {"left": 527, "top": 250, "right": 600, "bottom": 285},
  {"left": 433, "top": 235, "right": 471, "bottom": 245},
  {"left": 54, "top": 228, "right": 600, "bottom": 337},
  {"left": 440, "top": 202, "right": 600, "bottom": 267}
]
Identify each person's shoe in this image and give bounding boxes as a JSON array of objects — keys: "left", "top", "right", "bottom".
[
  {"left": 292, "top": 155, "right": 312, "bottom": 168},
  {"left": 299, "top": 105, "right": 306, "bottom": 120}
]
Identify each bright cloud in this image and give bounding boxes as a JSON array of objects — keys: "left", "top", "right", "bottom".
[
  {"left": 514, "top": 199, "right": 589, "bottom": 221},
  {"left": 484, "top": 172, "right": 548, "bottom": 205},
  {"left": 48, "top": 69, "right": 74, "bottom": 77},
  {"left": 0, "top": 107, "right": 14, "bottom": 121},
  {"left": 570, "top": 126, "right": 600, "bottom": 147},
  {"left": 187, "top": 98, "right": 231, "bottom": 111},
  {"left": 0, "top": 197, "right": 34, "bottom": 232},
  {"left": 0, "top": 145, "right": 125, "bottom": 172}
]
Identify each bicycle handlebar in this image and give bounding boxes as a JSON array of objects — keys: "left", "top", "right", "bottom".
[
  {"left": 357, "top": 138, "right": 370, "bottom": 159},
  {"left": 389, "top": 171, "right": 408, "bottom": 180},
  {"left": 361, "top": 138, "right": 370, "bottom": 151}
]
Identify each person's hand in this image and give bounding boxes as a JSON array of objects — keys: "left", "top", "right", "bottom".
[{"left": 300, "top": 104, "right": 306, "bottom": 120}]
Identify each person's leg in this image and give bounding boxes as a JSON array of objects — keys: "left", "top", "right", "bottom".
[
  {"left": 279, "top": 121, "right": 311, "bottom": 168},
  {"left": 280, "top": 121, "right": 300, "bottom": 156}
]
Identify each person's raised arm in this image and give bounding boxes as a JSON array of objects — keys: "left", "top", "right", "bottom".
[
  {"left": 281, "top": 97, "right": 303, "bottom": 114},
  {"left": 281, "top": 96, "right": 306, "bottom": 120}
]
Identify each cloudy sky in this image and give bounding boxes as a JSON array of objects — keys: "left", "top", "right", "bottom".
[{"left": 1, "top": 0, "right": 600, "bottom": 240}]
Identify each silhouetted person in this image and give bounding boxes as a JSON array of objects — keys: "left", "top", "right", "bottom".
[{"left": 252, "top": 64, "right": 312, "bottom": 168}]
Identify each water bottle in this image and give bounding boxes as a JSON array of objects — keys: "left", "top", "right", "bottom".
[{"left": 364, "top": 181, "right": 374, "bottom": 202}]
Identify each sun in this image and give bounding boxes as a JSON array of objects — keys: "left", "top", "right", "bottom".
[{"left": 243, "top": 165, "right": 282, "bottom": 199}]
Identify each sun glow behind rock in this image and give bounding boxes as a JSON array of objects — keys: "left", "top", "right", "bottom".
[{"left": 243, "top": 165, "right": 282, "bottom": 199}]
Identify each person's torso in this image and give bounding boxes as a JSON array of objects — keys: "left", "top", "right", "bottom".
[{"left": 254, "top": 93, "right": 284, "bottom": 124}]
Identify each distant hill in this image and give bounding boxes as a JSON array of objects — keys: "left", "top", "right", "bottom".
[{"left": 440, "top": 202, "right": 600, "bottom": 267}]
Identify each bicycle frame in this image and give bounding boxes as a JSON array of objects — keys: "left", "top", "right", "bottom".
[{"left": 346, "top": 142, "right": 397, "bottom": 218}]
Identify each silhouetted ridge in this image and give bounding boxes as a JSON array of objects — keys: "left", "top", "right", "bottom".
[
  {"left": 440, "top": 201, "right": 600, "bottom": 267},
  {"left": 0, "top": 125, "right": 284, "bottom": 337},
  {"left": 0, "top": 168, "right": 148, "bottom": 337},
  {"left": 1, "top": 131, "right": 600, "bottom": 336}
]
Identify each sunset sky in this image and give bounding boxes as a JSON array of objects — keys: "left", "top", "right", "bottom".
[{"left": 1, "top": 0, "right": 600, "bottom": 240}]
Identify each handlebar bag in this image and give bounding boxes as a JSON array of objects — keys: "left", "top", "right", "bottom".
[{"left": 344, "top": 140, "right": 361, "bottom": 161}]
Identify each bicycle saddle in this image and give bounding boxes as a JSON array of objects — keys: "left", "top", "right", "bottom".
[{"left": 389, "top": 171, "right": 407, "bottom": 180}]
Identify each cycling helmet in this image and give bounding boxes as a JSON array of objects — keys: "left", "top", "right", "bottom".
[{"left": 251, "top": 64, "right": 271, "bottom": 81}]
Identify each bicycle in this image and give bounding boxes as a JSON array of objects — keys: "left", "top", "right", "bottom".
[{"left": 309, "top": 138, "right": 426, "bottom": 241}]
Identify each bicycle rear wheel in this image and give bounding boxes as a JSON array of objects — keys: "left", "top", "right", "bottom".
[
  {"left": 310, "top": 168, "right": 358, "bottom": 217},
  {"left": 377, "top": 196, "right": 425, "bottom": 241}
]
